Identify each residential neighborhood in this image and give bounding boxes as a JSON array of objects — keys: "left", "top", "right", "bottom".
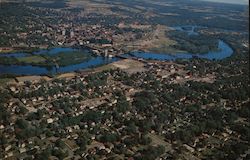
[{"left": 0, "top": 0, "right": 249, "bottom": 160}]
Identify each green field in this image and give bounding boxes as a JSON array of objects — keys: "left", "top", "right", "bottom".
[
  {"left": 47, "top": 51, "right": 91, "bottom": 66},
  {"left": 17, "top": 55, "right": 46, "bottom": 63},
  {"left": 149, "top": 43, "right": 184, "bottom": 54},
  {"left": 0, "top": 51, "right": 92, "bottom": 67}
]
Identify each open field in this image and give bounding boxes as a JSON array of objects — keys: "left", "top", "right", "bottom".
[
  {"left": 17, "top": 55, "right": 46, "bottom": 63},
  {"left": 0, "top": 49, "right": 15, "bottom": 53},
  {"left": 67, "top": 0, "right": 142, "bottom": 17},
  {"left": 123, "top": 25, "right": 183, "bottom": 54},
  {"left": 1, "top": 51, "right": 91, "bottom": 68},
  {"left": 16, "top": 76, "right": 51, "bottom": 83},
  {"left": 57, "top": 73, "right": 77, "bottom": 79},
  {"left": 93, "top": 64, "right": 116, "bottom": 73},
  {"left": 111, "top": 59, "right": 146, "bottom": 74},
  {"left": 48, "top": 51, "right": 91, "bottom": 66},
  {"left": 94, "top": 59, "right": 146, "bottom": 74},
  {"left": 67, "top": 0, "right": 116, "bottom": 16}
]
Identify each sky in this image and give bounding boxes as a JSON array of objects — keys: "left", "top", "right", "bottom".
[{"left": 199, "top": 0, "right": 249, "bottom": 5}]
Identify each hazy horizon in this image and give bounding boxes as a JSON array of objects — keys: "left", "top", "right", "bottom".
[{"left": 199, "top": 0, "right": 249, "bottom": 5}]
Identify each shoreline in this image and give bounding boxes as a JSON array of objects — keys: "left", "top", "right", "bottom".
[{"left": 0, "top": 58, "right": 146, "bottom": 85}]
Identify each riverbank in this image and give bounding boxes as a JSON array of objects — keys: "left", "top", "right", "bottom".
[
  {"left": 0, "top": 59, "right": 145, "bottom": 86},
  {"left": 0, "top": 50, "right": 92, "bottom": 67},
  {"left": 0, "top": 47, "right": 41, "bottom": 54}
]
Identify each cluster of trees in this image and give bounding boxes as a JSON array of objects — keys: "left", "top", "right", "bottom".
[
  {"left": 14, "top": 118, "right": 45, "bottom": 140},
  {"left": 166, "top": 30, "right": 219, "bottom": 54},
  {"left": 33, "top": 143, "right": 68, "bottom": 160},
  {"left": 52, "top": 97, "right": 77, "bottom": 114},
  {"left": 205, "top": 140, "right": 249, "bottom": 160},
  {"left": 0, "top": 91, "right": 11, "bottom": 125},
  {"left": 0, "top": 2, "right": 55, "bottom": 47},
  {"left": 134, "top": 145, "right": 165, "bottom": 160},
  {"left": 89, "top": 38, "right": 112, "bottom": 45},
  {"left": 0, "top": 50, "right": 91, "bottom": 67},
  {"left": 133, "top": 91, "right": 158, "bottom": 112},
  {"left": 46, "top": 51, "right": 91, "bottom": 66},
  {"left": 16, "top": 83, "right": 66, "bottom": 99},
  {"left": 0, "top": 105, "right": 10, "bottom": 125}
]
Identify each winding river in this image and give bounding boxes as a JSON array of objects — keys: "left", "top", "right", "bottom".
[
  {"left": 0, "top": 26, "right": 234, "bottom": 76},
  {"left": 126, "top": 40, "right": 233, "bottom": 61}
]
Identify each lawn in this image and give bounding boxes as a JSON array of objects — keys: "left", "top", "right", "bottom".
[
  {"left": 47, "top": 51, "right": 91, "bottom": 66},
  {"left": 3, "top": 51, "right": 92, "bottom": 67},
  {"left": 17, "top": 55, "right": 46, "bottom": 63}
]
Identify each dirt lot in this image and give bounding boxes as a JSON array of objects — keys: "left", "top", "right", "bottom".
[
  {"left": 124, "top": 25, "right": 181, "bottom": 53},
  {"left": 16, "top": 76, "right": 51, "bottom": 83},
  {"left": 57, "top": 73, "right": 77, "bottom": 79},
  {"left": 111, "top": 59, "right": 146, "bottom": 74}
]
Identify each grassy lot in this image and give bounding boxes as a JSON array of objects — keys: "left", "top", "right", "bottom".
[
  {"left": 149, "top": 41, "right": 184, "bottom": 54},
  {"left": 94, "top": 63, "right": 116, "bottom": 72},
  {"left": 0, "top": 50, "right": 15, "bottom": 54},
  {"left": 47, "top": 51, "right": 91, "bottom": 66},
  {"left": 16, "top": 51, "right": 91, "bottom": 66},
  {"left": 17, "top": 55, "right": 46, "bottom": 63},
  {"left": 0, "top": 78, "right": 14, "bottom": 86},
  {"left": 0, "top": 47, "right": 39, "bottom": 54},
  {"left": 1, "top": 51, "right": 92, "bottom": 67}
]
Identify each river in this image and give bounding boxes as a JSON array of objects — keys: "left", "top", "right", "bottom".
[{"left": 0, "top": 26, "right": 234, "bottom": 76}]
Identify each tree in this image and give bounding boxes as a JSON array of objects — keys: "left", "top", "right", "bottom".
[
  {"left": 35, "top": 149, "right": 51, "bottom": 160},
  {"left": 116, "top": 99, "right": 129, "bottom": 113},
  {"left": 15, "top": 118, "right": 29, "bottom": 129},
  {"left": 126, "top": 122, "right": 137, "bottom": 134},
  {"left": 0, "top": 135, "right": 7, "bottom": 146},
  {"left": 101, "top": 133, "right": 118, "bottom": 143},
  {"left": 140, "top": 135, "right": 152, "bottom": 145},
  {"left": 52, "top": 148, "right": 68, "bottom": 160},
  {"left": 77, "top": 134, "right": 90, "bottom": 150},
  {"left": 0, "top": 105, "right": 10, "bottom": 124},
  {"left": 18, "top": 106, "right": 28, "bottom": 115},
  {"left": 55, "top": 139, "right": 66, "bottom": 149}
]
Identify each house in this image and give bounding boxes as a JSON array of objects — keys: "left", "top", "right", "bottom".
[
  {"left": 183, "top": 144, "right": 195, "bottom": 153},
  {"left": 0, "top": 125, "right": 5, "bottom": 129},
  {"left": 10, "top": 86, "right": 16, "bottom": 92},
  {"left": 64, "top": 139, "right": 79, "bottom": 151},
  {"left": 5, "top": 145, "right": 12, "bottom": 152},
  {"left": 19, "top": 147, "right": 27, "bottom": 153},
  {"left": 5, "top": 152, "right": 14, "bottom": 158},
  {"left": 40, "top": 134, "right": 46, "bottom": 140},
  {"left": 47, "top": 118, "right": 54, "bottom": 124},
  {"left": 66, "top": 127, "right": 73, "bottom": 133}
]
